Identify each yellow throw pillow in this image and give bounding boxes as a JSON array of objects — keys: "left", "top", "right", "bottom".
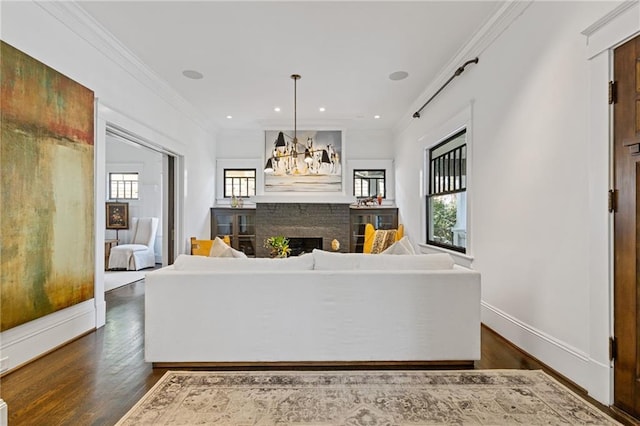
[{"left": 190, "top": 237, "right": 213, "bottom": 256}]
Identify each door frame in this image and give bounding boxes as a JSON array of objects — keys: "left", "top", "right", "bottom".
[
  {"left": 95, "top": 102, "right": 185, "bottom": 306},
  {"left": 105, "top": 123, "right": 180, "bottom": 267},
  {"left": 583, "top": 0, "right": 640, "bottom": 406}
]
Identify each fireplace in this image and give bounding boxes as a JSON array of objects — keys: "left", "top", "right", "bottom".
[
  {"left": 255, "top": 203, "right": 350, "bottom": 257},
  {"left": 287, "top": 237, "right": 323, "bottom": 256}
]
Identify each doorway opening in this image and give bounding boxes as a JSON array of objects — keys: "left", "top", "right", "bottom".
[{"left": 105, "top": 125, "right": 178, "bottom": 274}]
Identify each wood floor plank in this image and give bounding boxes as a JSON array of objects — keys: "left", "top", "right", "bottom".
[{"left": 0, "top": 280, "right": 635, "bottom": 425}]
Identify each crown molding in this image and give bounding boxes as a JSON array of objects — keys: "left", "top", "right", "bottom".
[
  {"left": 393, "top": 1, "right": 533, "bottom": 136},
  {"left": 581, "top": 0, "right": 639, "bottom": 59},
  {"left": 35, "top": 1, "right": 216, "bottom": 133},
  {"left": 581, "top": 0, "right": 638, "bottom": 38}
]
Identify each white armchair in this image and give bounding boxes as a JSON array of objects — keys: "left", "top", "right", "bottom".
[{"left": 108, "top": 217, "right": 159, "bottom": 271}]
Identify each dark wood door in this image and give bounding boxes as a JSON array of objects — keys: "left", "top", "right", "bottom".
[
  {"left": 167, "top": 154, "right": 175, "bottom": 264},
  {"left": 613, "top": 34, "right": 640, "bottom": 420}
]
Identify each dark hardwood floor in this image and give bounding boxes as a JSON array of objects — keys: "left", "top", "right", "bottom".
[{"left": 1, "top": 280, "right": 636, "bottom": 425}]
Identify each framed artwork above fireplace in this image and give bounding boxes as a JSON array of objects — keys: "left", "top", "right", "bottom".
[{"left": 264, "top": 130, "right": 343, "bottom": 192}]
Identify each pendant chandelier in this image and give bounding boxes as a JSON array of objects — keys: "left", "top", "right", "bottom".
[{"left": 264, "top": 74, "right": 331, "bottom": 174}]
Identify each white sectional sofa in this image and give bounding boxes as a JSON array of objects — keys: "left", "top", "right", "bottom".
[{"left": 144, "top": 250, "right": 481, "bottom": 367}]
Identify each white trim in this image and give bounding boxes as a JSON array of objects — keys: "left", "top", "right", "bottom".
[
  {"left": 481, "top": 302, "right": 595, "bottom": 384},
  {"left": 582, "top": 0, "right": 639, "bottom": 406},
  {"left": 215, "top": 158, "right": 262, "bottom": 206},
  {"left": 419, "top": 103, "right": 474, "bottom": 259},
  {"left": 346, "top": 159, "right": 395, "bottom": 203},
  {"left": 0, "top": 300, "right": 96, "bottom": 373},
  {"left": 418, "top": 243, "right": 474, "bottom": 269},
  {"left": 99, "top": 101, "right": 187, "bottom": 269},
  {"left": 483, "top": 300, "right": 611, "bottom": 404},
  {"left": 35, "top": 1, "right": 213, "bottom": 132},
  {"left": 95, "top": 112, "right": 107, "bottom": 327},
  {"left": 582, "top": 0, "right": 640, "bottom": 59},
  {"left": 483, "top": 301, "right": 590, "bottom": 362}
]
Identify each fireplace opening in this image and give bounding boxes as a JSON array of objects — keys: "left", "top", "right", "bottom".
[{"left": 287, "top": 237, "right": 323, "bottom": 256}]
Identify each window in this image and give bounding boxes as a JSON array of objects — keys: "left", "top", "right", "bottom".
[
  {"left": 426, "top": 129, "right": 467, "bottom": 253},
  {"left": 224, "top": 169, "right": 256, "bottom": 198},
  {"left": 354, "top": 170, "right": 386, "bottom": 198},
  {"left": 109, "top": 173, "right": 139, "bottom": 200}
]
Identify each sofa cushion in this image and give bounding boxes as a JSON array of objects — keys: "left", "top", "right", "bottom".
[
  {"left": 312, "top": 249, "right": 454, "bottom": 270},
  {"left": 381, "top": 236, "right": 416, "bottom": 255},
  {"left": 230, "top": 247, "right": 248, "bottom": 258},
  {"left": 209, "top": 237, "right": 233, "bottom": 257},
  {"left": 208, "top": 237, "right": 248, "bottom": 258},
  {"left": 173, "top": 253, "right": 314, "bottom": 271},
  {"left": 371, "top": 229, "right": 398, "bottom": 254}
]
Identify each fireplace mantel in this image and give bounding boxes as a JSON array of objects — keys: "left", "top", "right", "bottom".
[{"left": 250, "top": 195, "right": 356, "bottom": 204}]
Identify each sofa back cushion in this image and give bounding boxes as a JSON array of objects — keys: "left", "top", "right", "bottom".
[
  {"left": 173, "top": 253, "right": 314, "bottom": 271},
  {"left": 312, "top": 249, "right": 454, "bottom": 270},
  {"left": 381, "top": 236, "right": 416, "bottom": 255}
]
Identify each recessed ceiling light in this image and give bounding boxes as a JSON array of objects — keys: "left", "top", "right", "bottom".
[
  {"left": 374, "top": 115, "right": 381, "bottom": 119},
  {"left": 389, "top": 71, "right": 409, "bottom": 81},
  {"left": 319, "top": 107, "right": 326, "bottom": 112},
  {"left": 274, "top": 107, "right": 281, "bottom": 112},
  {"left": 226, "top": 115, "right": 232, "bottom": 119},
  {"left": 182, "top": 69, "right": 204, "bottom": 80}
]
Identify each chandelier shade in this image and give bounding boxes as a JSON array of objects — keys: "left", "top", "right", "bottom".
[{"left": 274, "top": 132, "right": 286, "bottom": 148}]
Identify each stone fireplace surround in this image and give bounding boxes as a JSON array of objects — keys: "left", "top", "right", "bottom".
[{"left": 255, "top": 203, "right": 350, "bottom": 258}]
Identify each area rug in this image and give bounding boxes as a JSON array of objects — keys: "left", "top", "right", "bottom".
[
  {"left": 116, "top": 370, "right": 620, "bottom": 425},
  {"left": 104, "top": 270, "right": 146, "bottom": 292}
]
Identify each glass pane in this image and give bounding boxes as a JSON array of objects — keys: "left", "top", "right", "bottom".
[
  {"left": 216, "top": 214, "right": 233, "bottom": 235},
  {"left": 238, "top": 214, "right": 255, "bottom": 235},
  {"left": 428, "top": 192, "right": 466, "bottom": 251},
  {"left": 354, "top": 178, "right": 363, "bottom": 197},
  {"left": 238, "top": 237, "right": 255, "bottom": 256},
  {"left": 461, "top": 145, "right": 467, "bottom": 188},
  {"left": 374, "top": 215, "right": 395, "bottom": 229},
  {"left": 225, "top": 169, "right": 255, "bottom": 178},
  {"left": 353, "top": 170, "right": 385, "bottom": 198},
  {"left": 225, "top": 181, "right": 233, "bottom": 197},
  {"left": 429, "top": 130, "right": 467, "bottom": 196}
]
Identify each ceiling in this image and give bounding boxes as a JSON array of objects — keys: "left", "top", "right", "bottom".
[{"left": 78, "top": 1, "right": 504, "bottom": 131}]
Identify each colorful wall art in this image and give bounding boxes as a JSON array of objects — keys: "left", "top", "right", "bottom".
[
  {"left": 264, "top": 130, "right": 342, "bottom": 192},
  {"left": 0, "top": 41, "right": 95, "bottom": 331}
]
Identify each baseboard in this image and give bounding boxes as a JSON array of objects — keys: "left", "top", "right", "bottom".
[
  {"left": 481, "top": 301, "right": 611, "bottom": 405},
  {"left": 152, "top": 360, "right": 476, "bottom": 370},
  {"left": 0, "top": 300, "right": 96, "bottom": 374}
]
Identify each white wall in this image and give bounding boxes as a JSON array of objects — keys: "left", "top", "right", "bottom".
[
  {"left": 0, "top": 1, "right": 216, "bottom": 375},
  {"left": 394, "top": 1, "right": 625, "bottom": 404},
  {"left": 215, "top": 128, "right": 394, "bottom": 203}
]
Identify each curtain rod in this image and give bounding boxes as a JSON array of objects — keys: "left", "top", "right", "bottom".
[{"left": 412, "top": 58, "right": 479, "bottom": 119}]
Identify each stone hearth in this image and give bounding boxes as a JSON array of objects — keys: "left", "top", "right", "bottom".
[{"left": 255, "top": 203, "right": 349, "bottom": 257}]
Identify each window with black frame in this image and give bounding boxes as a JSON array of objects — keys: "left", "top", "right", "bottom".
[
  {"left": 224, "top": 169, "right": 256, "bottom": 198},
  {"left": 109, "top": 172, "right": 139, "bottom": 200},
  {"left": 353, "top": 169, "right": 385, "bottom": 198},
  {"left": 426, "top": 129, "right": 467, "bottom": 253}
]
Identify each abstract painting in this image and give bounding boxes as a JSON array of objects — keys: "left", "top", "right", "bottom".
[
  {"left": 264, "top": 130, "right": 342, "bottom": 192},
  {"left": 0, "top": 41, "right": 95, "bottom": 331}
]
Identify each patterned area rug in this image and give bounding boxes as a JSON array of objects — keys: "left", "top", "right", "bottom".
[{"left": 116, "top": 370, "right": 619, "bottom": 425}]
